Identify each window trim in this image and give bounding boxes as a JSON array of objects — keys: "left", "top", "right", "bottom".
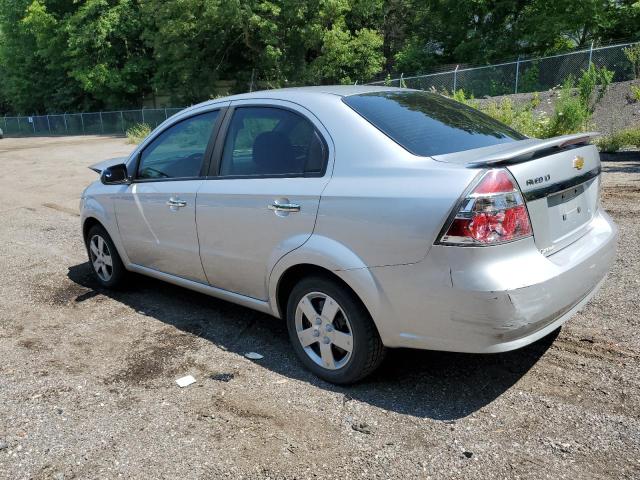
[
  {"left": 132, "top": 107, "right": 227, "bottom": 183},
  {"left": 206, "top": 104, "right": 329, "bottom": 180}
]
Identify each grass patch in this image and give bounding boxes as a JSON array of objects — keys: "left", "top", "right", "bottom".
[
  {"left": 449, "top": 89, "right": 548, "bottom": 138},
  {"left": 126, "top": 123, "right": 151, "bottom": 144},
  {"left": 446, "top": 65, "right": 613, "bottom": 139},
  {"left": 543, "top": 79, "right": 591, "bottom": 138},
  {"left": 596, "top": 127, "right": 640, "bottom": 152}
]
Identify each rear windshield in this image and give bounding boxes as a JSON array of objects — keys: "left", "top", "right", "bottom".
[{"left": 343, "top": 91, "right": 525, "bottom": 156}]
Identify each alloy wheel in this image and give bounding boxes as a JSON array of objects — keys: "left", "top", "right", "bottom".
[
  {"left": 89, "top": 234, "right": 113, "bottom": 282},
  {"left": 294, "top": 292, "right": 354, "bottom": 370}
]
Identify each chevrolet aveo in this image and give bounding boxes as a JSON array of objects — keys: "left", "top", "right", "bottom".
[{"left": 81, "top": 86, "right": 617, "bottom": 384}]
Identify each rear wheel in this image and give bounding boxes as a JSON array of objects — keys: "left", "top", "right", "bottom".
[
  {"left": 86, "top": 225, "right": 126, "bottom": 288},
  {"left": 286, "top": 276, "right": 385, "bottom": 384}
]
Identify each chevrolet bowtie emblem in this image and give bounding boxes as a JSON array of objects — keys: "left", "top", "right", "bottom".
[{"left": 573, "top": 156, "right": 585, "bottom": 170}]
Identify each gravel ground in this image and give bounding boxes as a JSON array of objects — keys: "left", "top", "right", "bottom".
[{"left": 0, "top": 136, "right": 638, "bottom": 480}]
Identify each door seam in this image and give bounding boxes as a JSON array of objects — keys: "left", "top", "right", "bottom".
[{"left": 194, "top": 182, "right": 212, "bottom": 285}]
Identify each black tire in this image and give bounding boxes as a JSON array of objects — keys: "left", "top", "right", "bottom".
[
  {"left": 85, "top": 224, "right": 127, "bottom": 288},
  {"left": 286, "top": 276, "right": 386, "bottom": 384}
]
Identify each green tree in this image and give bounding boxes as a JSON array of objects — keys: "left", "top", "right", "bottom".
[
  {"left": 1, "top": 0, "right": 640, "bottom": 115},
  {"left": 0, "top": 0, "right": 150, "bottom": 113},
  {"left": 66, "top": 0, "right": 153, "bottom": 109},
  {"left": 140, "top": 0, "right": 385, "bottom": 100},
  {"left": 308, "top": 19, "right": 384, "bottom": 84},
  {"left": 141, "top": 0, "right": 247, "bottom": 104},
  {"left": 392, "top": 0, "right": 639, "bottom": 72},
  {"left": 0, "top": 0, "right": 76, "bottom": 113}
]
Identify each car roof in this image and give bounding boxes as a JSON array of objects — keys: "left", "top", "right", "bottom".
[{"left": 185, "top": 85, "right": 404, "bottom": 113}]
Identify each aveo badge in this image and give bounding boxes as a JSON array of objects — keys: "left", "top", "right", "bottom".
[
  {"left": 526, "top": 174, "right": 551, "bottom": 186},
  {"left": 573, "top": 155, "right": 585, "bottom": 171}
]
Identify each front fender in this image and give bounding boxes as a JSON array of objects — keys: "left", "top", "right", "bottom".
[{"left": 81, "top": 190, "right": 131, "bottom": 266}]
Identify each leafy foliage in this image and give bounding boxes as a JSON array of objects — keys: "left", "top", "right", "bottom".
[
  {"left": 126, "top": 122, "right": 151, "bottom": 144},
  {"left": 623, "top": 43, "right": 640, "bottom": 79},
  {"left": 630, "top": 84, "right": 640, "bottom": 102},
  {"left": 0, "top": 0, "right": 639, "bottom": 114},
  {"left": 577, "top": 64, "right": 614, "bottom": 113},
  {"left": 596, "top": 126, "right": 640, "bottom": 152},
  {"left": 518, "top": 62, "right": 541, "bottom": 93},
  {"left": 482, "top": 97, "right": 548, "bottom": 139},
  {"left": 308, "top": 20, "right": 384, "bottom": 85},
  {"left": 544, "top": 79, "right": 592, "bottom": 137},
  {"left": 448, "top": 65, "right": 613, "bottom": 139},
  {"left": 66, "top": 0, "right": 152, "bottom": 108},
  {"left": 545, "top": 65, "right": 612, "bottom": 137},
  {"left": 449, "top": 89, "right": 547, "bottom": 138}
]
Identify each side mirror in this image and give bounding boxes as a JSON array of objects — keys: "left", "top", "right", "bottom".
[{"left": 101, "top": 164, "right": 131, "bottom": 185}]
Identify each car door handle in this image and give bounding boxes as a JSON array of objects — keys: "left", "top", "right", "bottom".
[
  {"left": 166, "top": 198, "right": 187, "bottom": 208},
  {"left": 268, "top": 201, "right": 301, "bottom": 213}
]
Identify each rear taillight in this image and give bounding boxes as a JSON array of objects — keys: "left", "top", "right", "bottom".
[{"left": 438, "top": 169, "right": 532, "bottom": 246}]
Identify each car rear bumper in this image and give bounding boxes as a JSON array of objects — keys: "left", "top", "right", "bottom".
[{"left": 361, "top": 210, "right": 617, "bottom": 352}]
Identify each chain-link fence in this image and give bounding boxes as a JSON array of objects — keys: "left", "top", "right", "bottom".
[
  {"left": 368, "top": 41, "right": 639, "bottom": 97},
  {"left": 3, "top": 41, "right": 639, "bottom": 138},
  {"left": 1, "top": 107, "right": 184, "bottom": 138}
]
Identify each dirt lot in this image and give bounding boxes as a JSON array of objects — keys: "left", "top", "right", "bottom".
[{"left": 0, "top": 136, "right": 638, "bottom": 479}]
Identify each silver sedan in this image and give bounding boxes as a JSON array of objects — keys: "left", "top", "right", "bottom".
[{"left": 80, "top": 86, "right": 617, "bottom": 384}]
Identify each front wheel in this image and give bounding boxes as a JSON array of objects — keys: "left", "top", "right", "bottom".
[
  {"left": 86, "top": 224, "right": 126, "bottom": 288},
  {"left": 286, "top": 276, "right": 385, "bottom": 384}
]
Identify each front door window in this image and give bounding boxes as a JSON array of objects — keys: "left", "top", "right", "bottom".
[{"left": 137, "top": 110, "right": 219, "bottom": 180}]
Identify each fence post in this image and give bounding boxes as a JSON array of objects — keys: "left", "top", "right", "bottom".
[
  {"left": 515, "top": 57, "right": 521, "bottom": 94},
  {"left": 32, "top": 117, "right": 35, "bottom": 134},
  {"left": 46, "top": 115, "right": 51, "bottom": 135},
  {"left": 588, "top": 40, "right": 594, "bottom": 66},
  {"left": 3, "top": 115, "right": 6, "bottom": 134},
  {"left": 17, "top": 116, "right": 20, "bottom": 134},
  {"left": 399, "top": 73, "right": 404, "bottom": 88},
  {"left": 453, "top": 65, "right": 459, "bottom": 92},
  {"left": 141, "top": 108, "right": 145, "bottom": 125},
  {"left": 63, "top": 113, "right": 68, "bottom": 133},
  {"left": 99, "top": 111, "right": 104, "bottom": 134},
  {"left": 120, "top": 111, "right": 125, "bottom": 134},
  {"left": 80, "top": 113, "right": 85, "bottom": 134},
  {"left": 164, "top": 108, "right": 168, "bottom": 120}
]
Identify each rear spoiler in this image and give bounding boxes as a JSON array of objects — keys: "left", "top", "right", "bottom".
[{"left": 432, "top": 132, "right": 598, "bottom": 167}]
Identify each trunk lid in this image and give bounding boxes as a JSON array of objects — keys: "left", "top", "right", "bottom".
[
  {"left": 433, "top": 134, "right": 601, "bottom": 256},
  {"left": 506, "top": 144, "right": 600, "bottom": 255}
]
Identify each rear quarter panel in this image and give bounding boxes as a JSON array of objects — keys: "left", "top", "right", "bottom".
[
  {"left": 309, "top": 99, "right": 479, "bottom": 267},
  {"left": 315, "top": 168, "right": 477, "bottom": 267}
]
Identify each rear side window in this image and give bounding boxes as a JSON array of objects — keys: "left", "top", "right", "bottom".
[
  {"left": 343, "top": 91, "right": 525, "bottom": 157},
  {"left": 219, "top": 107, "right": 326, "bottom": 177}
]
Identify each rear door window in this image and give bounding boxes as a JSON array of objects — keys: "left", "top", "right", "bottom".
[
  {"left": 343, "top": 91, "right": 525, "bottom": 157},
  {"left": 219, "top": 107, "right": 326, "bottom": 177}
]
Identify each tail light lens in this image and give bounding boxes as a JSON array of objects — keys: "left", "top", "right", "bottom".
[{"left": 438, "top": 169, "right": 532, "bottom": 245}]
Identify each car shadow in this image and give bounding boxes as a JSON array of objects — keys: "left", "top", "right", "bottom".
[
  {"left": 602, "top": 160, "right": 640, "bottom": 175},
  {"left": 67, "top": 262, "right": 556, "bottom": 421}
]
